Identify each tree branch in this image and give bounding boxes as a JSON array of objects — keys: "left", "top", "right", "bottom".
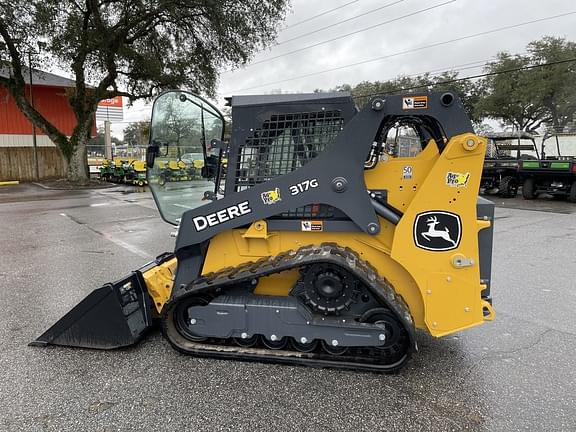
[
  {"left": 0, "top": 15, "right": 69, "bottom": 152},
  {"left": 0, "top": 15, "right": 25, "bottom": 88}
]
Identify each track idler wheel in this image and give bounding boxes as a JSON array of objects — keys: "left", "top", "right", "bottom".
[
  {"left": 172, "top": 296, "right": 211, "bottom": 342},
  {"left": 321, "top": 340, "right": 348, "bottom": 356},
  {"left": 234, "top": 334, "right": 259, "bottom": 347},
  {"left": 360, "top": 308, "right": 410, "bottom": 364}
]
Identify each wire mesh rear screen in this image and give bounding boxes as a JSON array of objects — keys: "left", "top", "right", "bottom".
[{"left": 233, "top": 110, "right": 345, "bottom": 218}]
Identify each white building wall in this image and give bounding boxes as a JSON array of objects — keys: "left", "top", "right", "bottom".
[{"left": 0, "top": 134, "right": 55, "bottom": 147}]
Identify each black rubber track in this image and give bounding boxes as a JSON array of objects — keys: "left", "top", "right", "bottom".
[{"left": 161, "top": 243, "right": 416, "bottom": 373}]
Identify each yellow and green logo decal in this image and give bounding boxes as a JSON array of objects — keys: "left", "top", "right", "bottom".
[
  {"left": 261, "top": 188, "right": 282, "bottom": 205},
  {"left": 446, "top": 172, "right": 470, "bottom": 188}
]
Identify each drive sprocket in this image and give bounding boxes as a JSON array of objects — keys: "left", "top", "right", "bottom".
[{"left": 295, "top": 263, "right": 359, "bottom": 315}]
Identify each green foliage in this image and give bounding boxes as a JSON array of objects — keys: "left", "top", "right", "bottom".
[
  {"left": 123, "top": 122, "right": 150, "bottom": 147},
  {"left": 474, "top": 53, "right": 543, "bottom": 131},
  {"left": 526, "top": 37, "right": 576, "bottom": 131},
  {"left": 322, "top": 37, "right": 575, "bottom": 133},
  {"left": 476, "top": 37, "right": 576, "bottom": 132},
  {"left": 32, "top": 0, "right": 289, "bottom": 100}
]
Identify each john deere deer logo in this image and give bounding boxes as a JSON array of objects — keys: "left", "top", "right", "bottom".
[
  {"left": 421, "top": 216, "right": 457, "bottom": 246},
  {"left": 414, "top": 211, "right": 461, "bottom": 251}
]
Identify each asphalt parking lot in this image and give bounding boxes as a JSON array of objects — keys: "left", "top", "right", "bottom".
[{"left": 0, "top": 183, "right": 575, "bottom": 431}]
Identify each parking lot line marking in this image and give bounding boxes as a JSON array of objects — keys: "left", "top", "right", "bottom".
[{"left": 59, "top": 212, "right": 153, "bottom": 259}]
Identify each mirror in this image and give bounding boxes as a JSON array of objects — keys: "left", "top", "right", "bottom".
[{"left": 146, "top": 143, "right": 159, "bottom": 167}]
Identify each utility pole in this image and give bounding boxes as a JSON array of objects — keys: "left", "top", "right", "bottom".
[
  {"left": 28, "top": 52, "right": 39, "bottom": 181},
  {"left": 104, "top": 120, "right": 112, "bottom": 159}
]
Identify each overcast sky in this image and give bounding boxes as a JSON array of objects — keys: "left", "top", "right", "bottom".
[{"left": 116, "top": 0, "right": 576, "bottom": 134}]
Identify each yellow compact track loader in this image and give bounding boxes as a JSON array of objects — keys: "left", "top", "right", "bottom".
[{"left": 32, "top": 91, "right": 495, "bottom": 372}]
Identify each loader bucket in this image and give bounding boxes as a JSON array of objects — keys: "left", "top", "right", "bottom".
[{"left": 30, "top": 272, "right": 153, "bottom": 350}]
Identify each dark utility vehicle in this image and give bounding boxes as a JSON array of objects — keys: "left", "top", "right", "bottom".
[
  {"left": 481, "top": 132, "right": 538, "bottom": 198},
  {"left": 519, "top": 133, "right": 576, "bottom": 202}
]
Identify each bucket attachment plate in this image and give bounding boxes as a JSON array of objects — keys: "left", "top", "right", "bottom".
[{"left": 30, "top": 272, "right": 153, "bottom": 350}]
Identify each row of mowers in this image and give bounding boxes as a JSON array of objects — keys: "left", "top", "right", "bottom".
[
  {"left": 99, "top": 159, "right": 148, "bottom": 186},
  {"left": 99, "top": 157, "right": 210, "bottom": 187},
  {"left": 481, "top": 132, "right": 576, "bottom": 202},
  {"left": 152, "top": 159, "right": 206, "bottom": 186}
]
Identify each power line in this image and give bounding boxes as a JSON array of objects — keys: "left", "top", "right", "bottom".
[
  {"left": 277, "top": 0, "right": 406, "bottom": 46},
  {"left": 366, "top": 56, "right": 507, "bottom": 84},
  {"left": 355, "top": 51, "right": 530, "bottom": 85},
  {"left": 352, "top": 57, "right": 576, "bottom": 100},
  {"left": 323, "top": 51, "right": 535, "bottom": 98},
  {"left": 223, "top": 11, "right": 576, "bottom": 93},
  {"left": 282, "top": 0, "right": 362, "bottom": 30},
  {"left": 223, "top": 0, "right": 454, "bottom": 73}
]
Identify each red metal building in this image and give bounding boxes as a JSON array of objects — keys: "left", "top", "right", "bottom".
[{"left": 0, "top": 68, "right": 95, "bottom": 181}]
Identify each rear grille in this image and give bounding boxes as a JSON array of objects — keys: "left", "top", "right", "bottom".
[{"left": 233, "top": 110, "right": 344, "bottom": 218}]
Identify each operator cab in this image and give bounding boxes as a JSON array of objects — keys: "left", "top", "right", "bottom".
[{"left": 147, "top": 90, "right": 359, "bottom": 226}]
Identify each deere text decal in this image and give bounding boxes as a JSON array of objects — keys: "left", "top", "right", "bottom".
[{"left": 193, "top": 201, "right": 252, "bottom": 232}]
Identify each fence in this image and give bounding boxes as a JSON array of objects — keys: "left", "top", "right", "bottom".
[
  {"left": 0, "top": 147, "right": 66, "bottom": 181},
  {"left": 86, "top": 145, "right": 147, "bottom": 162}
]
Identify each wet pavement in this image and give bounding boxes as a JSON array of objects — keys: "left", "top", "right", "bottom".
[{"left": 0, "top": 183, "right": 575, "bottom": 431}]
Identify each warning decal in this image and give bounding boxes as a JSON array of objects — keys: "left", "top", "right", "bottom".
[
  {"left": 402, "top": 165, "right": 413, "bottom": 180},
  {"left": 402, "top": 96, "right": 428, "bottom": 110},
  {"left": 301, "top": 220, "right": 323, "bottom": 232}
]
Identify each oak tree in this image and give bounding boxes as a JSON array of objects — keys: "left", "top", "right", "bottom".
[
  {"left": 476, "top": 37, "right": 576, "bottom": 132},
  {"left": 0, "top": 0, "right": 289, "bottom": 182}
]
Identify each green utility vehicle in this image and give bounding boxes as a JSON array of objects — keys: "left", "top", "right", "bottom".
[
  {"left": 481, "top": 132, "right": 538, "bottom": 198},
  {"left": 519, "top": 133, "right": 576, "bottom": 202}
]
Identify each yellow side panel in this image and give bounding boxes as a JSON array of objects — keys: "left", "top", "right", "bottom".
[
  {"left": 390, "top": 134, "right": 489, "bottom": 335},
  {"left": 253, "top": 269, "right": 300, "bottom": 296},
  {"left": 364, "top": 139, "right": 438, "bottom": 212},
  {"left": 142, "top": 258, "right": 178, "bottom": 314},
  {"left": 424, "top": 273, "right": 484, "bottom": 336}
]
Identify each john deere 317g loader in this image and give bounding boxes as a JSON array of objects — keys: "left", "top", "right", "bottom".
[{"left": 31, "top": 91, "right": 495, "bottom": 372}]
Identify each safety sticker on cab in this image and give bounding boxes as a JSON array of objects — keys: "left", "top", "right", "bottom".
[
  {"left": 301, "top": 220, "right": 323, "bottom": 232},
  {"left": 446, "top": 172, "right": 470, "bottom": 188},
  {"left": 402, "top": 165, "right": 413, "bottom": 179},
  {"left": 402, "top": 96, "right": 428, "bottom": 110}
]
